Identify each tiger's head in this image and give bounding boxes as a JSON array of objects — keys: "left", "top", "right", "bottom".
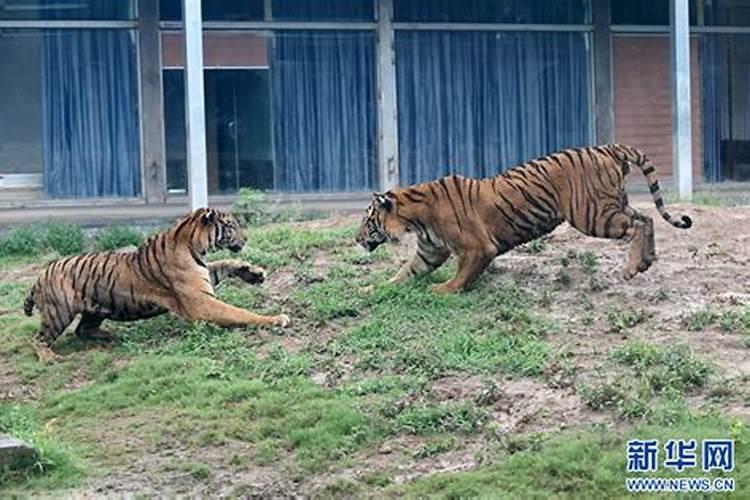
[
  {"left": 188, "top": 208, "right": 245, "bottom": 254},
  {"left": 356, "top": 192, "right": 405, "bottom": 252}
]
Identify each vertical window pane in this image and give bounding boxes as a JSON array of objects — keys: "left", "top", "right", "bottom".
[
  {"left": 0, "top": 32, "right": 43, "bottom": 177},
  {"left": 163, "top": 69, "right": 274, "bottom": 195},
  {"left": 611, "top": 0, "right": 669, "bottom": 25},
  {"left": 701, "top": 34, "right": 750, "bottom": 182},
  {"left": 698, "top": 0, "right": 750, "bottom": 26},
  {"left": 0, "top": 30, "right": 140, "bottom": 199},
  {"left": 394, "top": 0, "right": 590, "bottom": 24},
  {"left": 0, "top": 0, "right": 134, "bottom": 20},
  {"left": 272, "top": 0, "right": 374, "bottom": 21},
  {"left": 271, "top": 31, "right": 377, "bottom": 192},
  {"left": 163, "top": 70, "right": 187, "bottom": 193},
  {"left": 396, "top": 31, "right": 591, "bottom": 185}
]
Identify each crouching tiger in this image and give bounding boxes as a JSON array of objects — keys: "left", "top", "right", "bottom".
[
  {"left": 356, "top": 143, "right": 692, "bottom": 294},
  {"left": 25, "top": 207, "right": 291, "bottom": 362}
]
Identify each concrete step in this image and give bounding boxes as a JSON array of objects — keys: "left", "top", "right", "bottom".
[{"left": 0, "top": 433, "right": 38, "bottom": 469}]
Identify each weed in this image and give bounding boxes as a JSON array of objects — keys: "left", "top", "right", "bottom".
[
  {"left": 611, "top": 342, "right": 712, "bottom": 393},
  {"left": 684, "top": 307, "right": 718, "bottom": 331},
  {"left": 607, "top": 307, "right": 650, "bottom": 335},
  {"left": 414, "top": 435, "right": 459, "bottom": 459},
  {"left": 518, "top": 236, "right": 548, "bottom": 254},
  {"left": 395, "top": 402, "right": 487, "bottom": 435}
]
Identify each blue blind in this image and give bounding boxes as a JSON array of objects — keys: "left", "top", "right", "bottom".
[
  {"left": 271, "top": 31, "right": 377, "bottom": 192},
  {"left": 42, "top": 30, "right": 141, "bottom": 198},
  {"left": 396, "top": 31, "right": 591, "bottom": 185}
]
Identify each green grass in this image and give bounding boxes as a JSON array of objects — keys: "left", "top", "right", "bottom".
[
  {"left": 320, "top": 270, "right": 552, "bottom": 380},
  {"left": 231, "top": 223, "right": 356, "bottom": 270},
  {"left": 390, "top": 414, "right": 749, "bottom": 498},
  {"left": 578, "top": 342, "right": 713, "bottom": 421}
]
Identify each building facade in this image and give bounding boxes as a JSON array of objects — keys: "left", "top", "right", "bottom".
[{"left": 0, "top": 0, "right": 749, "bottom": 213}]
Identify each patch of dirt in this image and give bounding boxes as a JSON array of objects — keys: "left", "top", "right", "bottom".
[
  {"left": 0, "top": 359, "right": 36, "bottom": 402},
  {"left": 430, "top": 375, "right": 608, "bottom": 435},
  {"left": 0, "top": 262, "right": 44, "bottom": 284}
]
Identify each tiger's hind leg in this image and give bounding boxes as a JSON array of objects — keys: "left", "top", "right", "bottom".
[
  {"left": 624, "top": 208, "right": 656, "bottom": 271},
  {"left": 33, "top": 311, "right": 74, "bottom": 363},
  {"left": 568, "top": 207, "right": 649, "bottom": 280},
  {"left": 75, "top": 313, "right": 115, "bottom": 341},
  {"left": 431, "top": 249, "right": 494, "bottom": 294}
]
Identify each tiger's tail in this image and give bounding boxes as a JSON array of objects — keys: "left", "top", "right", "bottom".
[
  {"left": 24, "top": 282, "right": 37, "bottom": 316},
  {"left": 614, "top": 144, "right": 693, "bottom": 229}
]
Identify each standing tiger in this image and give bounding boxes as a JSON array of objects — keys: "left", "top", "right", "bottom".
[
  {"left": 356, "top": 143, "right": 692, "bottom": 294},
  {"left": 24, "top": 207, "right": 291, "bottom": 362}
]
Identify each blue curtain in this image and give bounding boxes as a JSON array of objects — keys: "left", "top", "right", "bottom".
[
  {"left": 42, "top": 30, "right": 140, "bottom": 198},
  {"left": 700, "top": 34, "right": 750, "bottom": 182},
  {"left": 701, "top": 35, "right": 723, "bottom": 182},
  {"left": 271, "top": 31, "right": 377, "bottom": 192},
  {"left": 396, "top": 31, "right": 591, "bottom": 185}
]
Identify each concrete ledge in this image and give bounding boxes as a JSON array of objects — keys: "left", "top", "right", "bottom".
[{"left": 0, "top": 434, "right": 38, "bottom": 469}]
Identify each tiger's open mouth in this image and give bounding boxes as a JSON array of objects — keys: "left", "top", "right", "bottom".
[{"left": 228, "top": 242, "right": 244, "bottom": 252}]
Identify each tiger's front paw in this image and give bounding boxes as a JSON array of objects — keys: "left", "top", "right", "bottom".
[
  {"left": 273, "top": 314, "right": 291, "bottom": 328},
  {"left": 235, "top": 264, "right": 266, "bottom": 285},
  {"left": 33, "top": 341, "right": 62, "bottom": 364},
  {"left": 430, "top": 283, "right": 458, "bottom": 295}
]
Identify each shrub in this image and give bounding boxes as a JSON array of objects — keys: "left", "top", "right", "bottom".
[
  {"left": 94, "top": 226, "right": 143, "bottom": 251},
  {"left": 42, "top": 224, "right": 85, "bottom": 255},
  {"left": 232, "top": 188, "right": 304, "bottom": 226},
  {"left": 0, "top": 227, "right": 43, "bottom": 257}
]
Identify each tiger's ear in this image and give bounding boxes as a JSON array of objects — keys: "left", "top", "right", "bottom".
[
  {"left": 373, "top": 192, "right": 393, "bottom": 212},
  {"left": 201, "top": 209, "right": 216, "bottom": 225}
]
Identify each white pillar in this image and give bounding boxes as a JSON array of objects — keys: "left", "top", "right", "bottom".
[
  {"left": 183, "top": 0, "right": 208, "bottom": 209},
  {"left": 376, "top": 0, "right": 399, "bottom": 191},
  {"left": 670, "top": 0, "right": 693, "bottom": 200}
]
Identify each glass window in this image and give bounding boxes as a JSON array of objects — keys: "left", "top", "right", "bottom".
[
  {"left": 163, "top": 31, "right": 377, "bottom": 194},
  {"left": 0, "top": 30, "right": 140, "bottom": 198},
  {"left": 700, "top": 34, "right": 750, "bottom": 181},
  {"left": 160, "top": 0, "right": 264, "bottom": 22},
  {"left": 0, "top": 0, "right": 134, "bottom": 20},
  {"left": 163, "top": 69, "right": 274, "bottom": 194},
  {"left": 271, "top": 0, "right": 374, "bottom": 21},
  {"left": 393, "top": 0, "right": 590, "bottom": 24},
  {"left": 612, "top": 0, "right": 669, "bottom": 25},
  {"left": 396, "top": 31, "right": 592, "bottom": 185},
  {"left": 698, "top": 0, "right": 750, "bottom": 26},
  {"left": 609, "top": 0, "right": 748, "bottom": 26}
]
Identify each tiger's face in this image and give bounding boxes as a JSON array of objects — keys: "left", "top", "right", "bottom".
[
  {"left": 356, "top": 193, "right": 402, "bottom": 252},
  {"left": 199, "top": 208, "right": 245, "bottom": 253}
]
